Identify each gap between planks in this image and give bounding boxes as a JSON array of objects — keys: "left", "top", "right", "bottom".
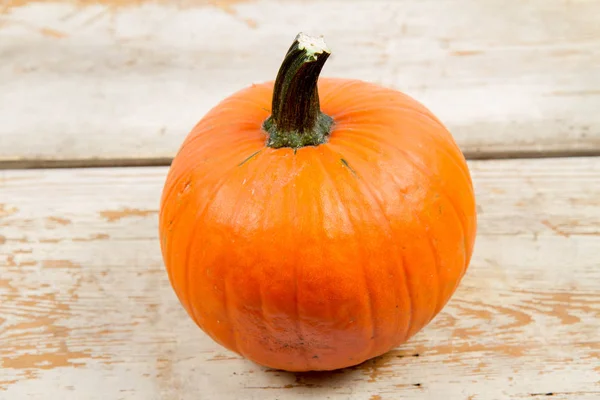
[{"left": 2, "top": 151, "right": 600, "bottom": 171}]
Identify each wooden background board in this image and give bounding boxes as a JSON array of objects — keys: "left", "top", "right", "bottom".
[
  {"left": 1, "top": 0, "right": 600, "bottom": 167},
  {"left": 1, "top": 157, "right": 599, "bottom": 399}
]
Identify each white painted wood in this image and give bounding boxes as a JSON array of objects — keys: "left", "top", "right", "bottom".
[
  {"left": 1, "top": 0, "right": 599, "bottom": 166},
  {"left": 0, "top": 157, "right": 599, "bottom": 399}
]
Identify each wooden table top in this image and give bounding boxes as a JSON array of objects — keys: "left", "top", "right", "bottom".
[{"left": 1, "top": 1, "right": 599, "bottom": 399}]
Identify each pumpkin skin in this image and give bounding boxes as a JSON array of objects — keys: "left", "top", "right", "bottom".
[{"left": 159, "top": 76, "right": 477, "bottom": 372}]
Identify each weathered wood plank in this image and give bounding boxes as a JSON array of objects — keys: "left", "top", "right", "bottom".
[
  {"left": 1, "top": 157, "right": 599, "bottom": 399},
  {"left": 1, "top": 0, "right": 599, "bottom": 166}
]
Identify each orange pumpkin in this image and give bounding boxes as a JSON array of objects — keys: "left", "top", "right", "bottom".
[{"left": 159, "top": 33, "right": 477, "bottom": 372}]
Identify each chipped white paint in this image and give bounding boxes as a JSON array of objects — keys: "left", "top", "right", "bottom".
[
  {"left": 0, "top": 158, "right": 599, "bottom": 399},
  {"left": 0, "top": 0, "right": 599, "bottom": 166}
]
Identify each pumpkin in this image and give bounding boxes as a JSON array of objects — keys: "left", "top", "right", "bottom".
[{"left": 159, "top": 33, "right": 477, "bottom": 372}]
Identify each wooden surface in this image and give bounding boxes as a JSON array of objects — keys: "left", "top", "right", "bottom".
[
  {"left": 2, "top": 0, "right": 600, "bottom": 399},
  {"left": 1, "top": 158, "right": 599, "bottom": 399},
  {"left": 1, "top": 0, "right": 600, "bottom": 167}
]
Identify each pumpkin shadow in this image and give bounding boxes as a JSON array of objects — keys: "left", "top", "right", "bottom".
[{"left": 263, "top": 348, "right": 419, "bottom": 389}]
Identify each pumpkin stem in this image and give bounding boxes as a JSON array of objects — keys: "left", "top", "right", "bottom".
[{"left": 263, "top": 32, "right": 334, "bottom": 149}]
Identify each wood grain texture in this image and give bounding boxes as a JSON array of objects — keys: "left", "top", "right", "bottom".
[
  {"left": 1, "top": 157, "right": 599, "bottom": 399},
  {"left": 1, "top": 0, "right": 599, "bottom": 166}
]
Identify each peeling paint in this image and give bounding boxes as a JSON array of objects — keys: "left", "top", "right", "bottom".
[
  {"left": 99, "top": 208, "right": 157, "bottom": 222},
  {"left": 39, "top": 26, "right": 67, "bottom": 38},
  {"left": 39, "top": 238, "right": 62, "bottom": 243},
  {"left": 72, "top": 233, "right": 110, "bottom": 242},
  {"left": 0, "top": 274, "right": 112, "bottom": 389},
  {"left": 46, "top": 216, "right": 72, "bottom": 226},
  {"left": 450, "top": 50, "right": 484, "bottom": 57},
  {"left": 0, "top": 204, "right": 18, "bottom": 218},
  {"left": 2, "top": 0, "right": 254, "bottom": 12},
  {"left": 42, "top": 260, "right": 81, "bottom": 269}
]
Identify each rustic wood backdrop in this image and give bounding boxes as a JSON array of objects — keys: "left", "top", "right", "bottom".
[{"left": 1, "top": 1, "right": 599, "bottom": 399}]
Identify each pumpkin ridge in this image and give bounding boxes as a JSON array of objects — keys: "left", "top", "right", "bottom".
[
  {"left": 326, "top": 146, "right": 412, "bottom": 351},
  {"left": 330, "top": 129, "right": 472, "bottom": 270},
  {"left": 347, "top": 128, "right": 473, "bottom": 216},
  {"left": 228, "top": 148, "right": 275, "bottom": 359},
  {"left": 397, "top": 252, "right": 413, "bottom": 344},
  {"left": 291, "top": 262, "right": 301, "bottom": 368},
  {"left": 324, "top": 93, "right": 464, "bottom": 161},
  {"left": 180, "top": 166, "right": 243, "bottom": 354},
  {"left": 317, "top": 150, "right": 377, "bottom": 363},
  {"left": 290, "top": 156, "right": 312, "bottom": 370},
  {"left": 326, "top": 141, "right": 442, "bottom": 334},
  {"left": 305, "top": 151, "right": 344, "bottom": 369},
  {"left": 410, "top": 208, "right": 444, "bottom": 323},
  {"left": 292, "top": 235, "right": 307, "bottom": 370},
  {"left": 396, "top": 184, "right": 441, "bottom": 337},
  {"left": 395, "top": 148, "right": 471, "bottom": 284},
  {"left": 162, "top": 153, "right": 245, "bottom": 317},
  {"left": 327, "top": 102, "right": 444, "bottom": 132},
  {"left": 330, "top": 118, "right": 470, "bottom": 186},
  {"left": 246, "top": 152, "right": 304, "bottom": 368},
  {"left": 322, "top": 80, "right": 447, "bottom": 130},
  {"left": 357, "top": 161, "right": 413, "bottom": 346},
  {"left": 391, "top": 148, "right": 471, "bottom": 315},
  {"left": 223, "top": 276, "right": 241, "bottom": 356},
  {"left": 382, "top": 110, "right": 471, "bottom": 184}
]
